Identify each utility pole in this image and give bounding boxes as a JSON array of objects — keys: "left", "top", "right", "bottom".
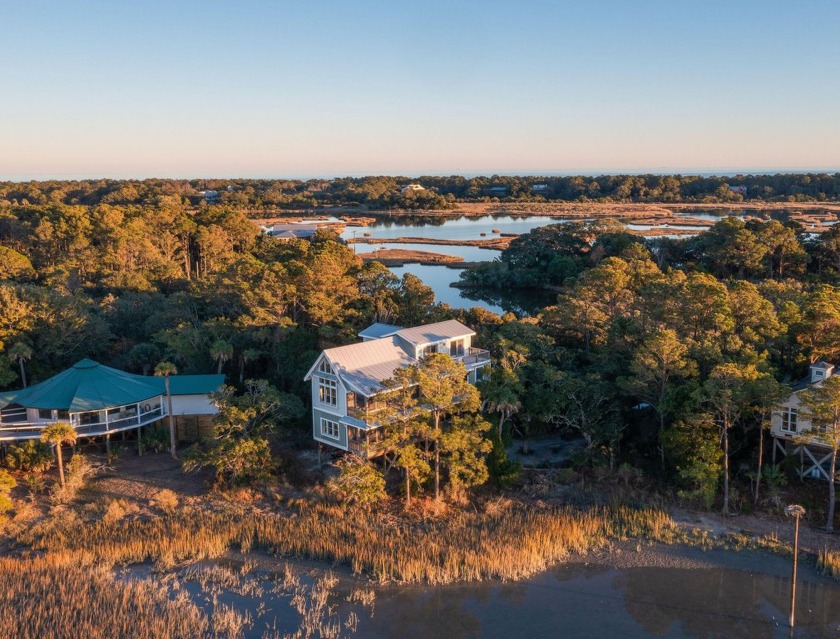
[{"left": 785, "top": 504, "right": 806, "bottom": 630}]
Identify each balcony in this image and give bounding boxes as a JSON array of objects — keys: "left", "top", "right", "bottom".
[
  {"left": 346, "top": 399, "right": 388, "bottom": 422},
  {"left": 0, "top": 402, "right": 167, "bottom": 441},
  {"left": 347, "top": 427, "right": 386, "bottom": 459},
  {"left": 453, "top": 347, "right": 491, "bottom": 368}
]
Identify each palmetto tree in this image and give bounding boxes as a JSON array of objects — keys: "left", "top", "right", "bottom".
[
  {"left": 40, "top": 422, "right": 77, "bottom": 489},
  {"left": 155, "top": 361, "right": 178, "bottom": 459},
  {"left": 210, "top": 340, "right": 233, "bottom": 375},
  {"left": 8, "top": 342, "right": 32, "bottom": 388}
]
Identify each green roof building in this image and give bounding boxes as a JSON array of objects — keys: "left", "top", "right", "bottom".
[{"left": 0, "top": 359, "right": 224, "bottom": 442}]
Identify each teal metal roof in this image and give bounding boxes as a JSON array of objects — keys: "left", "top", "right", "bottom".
[
  {"left": 0, "top": 359, "right": 224, "bottom": 412},
  {"left": 167, "top": 375, "right": 226, "bottom": 396}
]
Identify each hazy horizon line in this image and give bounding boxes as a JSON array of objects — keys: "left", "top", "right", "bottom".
[{"left": 2, "top": 166, "right": 840, "bottom": 183}]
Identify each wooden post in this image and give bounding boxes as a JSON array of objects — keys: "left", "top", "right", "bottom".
[
  {"left": 138, "top": 425, "right": 143, "bottom": 456},
  {"left": 785, "top": 504, "right": 806, "bottom": 630},
  {"left": 105, "top": 432, "right": 111, "bottom": 457}
]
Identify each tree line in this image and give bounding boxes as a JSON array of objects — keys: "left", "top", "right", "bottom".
[{"left": 3, "top": 172, "right": 840, "bottom": 212}]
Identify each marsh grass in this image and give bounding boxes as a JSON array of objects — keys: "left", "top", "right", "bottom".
[
  {"left": 818, "top": 547, "right": 840, "bottom": 579},
  {"left": 20, "top": 499, "right": 674, "bottom": 584},
  {"left": 0, "top": 555, "right": 211, "bottom": 639}
]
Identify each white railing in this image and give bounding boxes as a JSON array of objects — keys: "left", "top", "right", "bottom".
[
  {"left": 453, "top": 347, "right": 491, "bottom": 367},
  {"left": 0, "top": 404, "right": 166, "bottom": 441}
]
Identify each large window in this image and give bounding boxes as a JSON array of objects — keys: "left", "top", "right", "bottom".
[
  {"left": 318, "top": 378, "right": 337, "bottom": 406},
  {"left": 449, "top": 339, "right": 465, "bottom": 357},
  {"left": 781, "top": 407, "right": 798, "bottom": 433},
  {"left": 38, "top": 409, "right": 53, "bottom": 420},
  {"left": 320, "top": 418, "right": 340, "bottom": 440}
]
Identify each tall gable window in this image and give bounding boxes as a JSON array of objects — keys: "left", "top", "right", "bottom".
[
  {"left": 318, "top": 378, "right": 337, "bottom": 406},
  {"left": 781, "top": 407, "right": 798, "bottom": 433},
  {"left": 318, "top": 360, "right": 334, "bottom": 375}
]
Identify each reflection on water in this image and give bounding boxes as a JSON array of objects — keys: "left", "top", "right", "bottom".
[
  {"left": 388, "top": 264, "right": 552, "bottom": 316},
  {"left": 355, "top": 560, "right": 840, "bottom": 639},
  {"left": 336, "top": 210, "right": 837, "bottom": 313}
]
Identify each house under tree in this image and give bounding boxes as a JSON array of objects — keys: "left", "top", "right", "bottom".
[
  {"left": 304, "top": 320, "right": 490, "bottom": 458},
  {"left": 771, "top": 361, "right": 838, "bottom": 479}
]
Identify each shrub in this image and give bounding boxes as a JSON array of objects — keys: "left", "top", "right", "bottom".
[
  {"left": 151, "top": 489, "right": 179, "bottom": 514},
  {"left": 0, "top": 470, "right": 16, "bottom": 514},
  {"left": 140, "top": 427, "right": 169, "bottom": 454},
  {"left": 5, "top": 441, "right": 53, "bottom": 473},
  {"left": 184, "top": 436, "right": 275, "bottom": 488},
  {"left": 102, "top": 499, "right": 138, "bottom": 524},
  {"left": 326, "top": 456, "right": 386, "bottom": 508},
  {"left": 487, "top": 435, "right": 521, "bottom": 489},
  {"left": 51, "top": 454, "right": 97, "bottom": 504}
]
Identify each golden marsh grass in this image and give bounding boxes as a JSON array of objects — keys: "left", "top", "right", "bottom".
[{"left": 21, "top": 500, "right": 675, "bottom": 584}]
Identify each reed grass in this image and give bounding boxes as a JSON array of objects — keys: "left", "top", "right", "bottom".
[
  {"left": 0, "top": 555, "right": 212, "bottom": 639},
  {"left": 20, "top": 499, "right": 675, "bottom": 584},
  {"left": 818, "top": 547, "right": 840, "bottom": 580}
]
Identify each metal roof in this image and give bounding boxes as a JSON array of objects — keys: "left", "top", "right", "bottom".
[
  {"left": 394, "top": 319, "right": 474, "bottom": 346},
  {"left": 358, "top": 323, "right": 403, "bottom": 340},
  {"left": 0, "top": 359, "right": 223, "bottom": 412},
  {"left": 323, "top": 338, "right": 415, "bottom": 396}
]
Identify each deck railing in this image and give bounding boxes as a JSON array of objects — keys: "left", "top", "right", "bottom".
[
  {"left": 0, "top": 404, "right": 166, "bottom": 441},
  {"left": 453, "top": 347, "right": 491, "bottom": 367}
]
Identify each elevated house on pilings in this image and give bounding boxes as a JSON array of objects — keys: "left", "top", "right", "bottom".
[
  {"left": 771, "top": 361, "right": 838, "bottom": 480},
  {"left": 0, "top": 359, "right": 224, "bottom": 450},
  {"left": 304, "top": 320, "right": 491, "bottom": 459}
]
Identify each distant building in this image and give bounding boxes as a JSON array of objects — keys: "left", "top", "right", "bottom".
[
  {"left": 771, "top": 361, "right": 837, "bottom": 480},
  {"left": 261, "top": 223, "right": 322, "bottom": 241},
  {"left": 531, "top": 184, "right": 549, "bottom": 193},
  {"left": 728, "top": 186, "right": 748, "bottom": 197},
  {"left": 400, "top": 184, "right": 426, "bottom": 194},
  {"left": 198, "top": 190, "right": 220, "bottom": 204},
  {"left": 486, "top": 186, "right": 509, "bottom": 197}
]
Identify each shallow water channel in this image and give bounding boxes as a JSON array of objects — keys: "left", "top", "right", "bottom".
[
  {"left": 159, "top": 546, "right": 840, "bottom": 638},
  {"left": 331, "top": 209, "right": 836, "bottom": 315}
]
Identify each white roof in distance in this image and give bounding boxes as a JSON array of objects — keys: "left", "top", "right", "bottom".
[
  {"left": 358, "top": 323, "right": 403, "bottom": 340},
  {"left": 394, "top": 319, "right": 474, "bottom": 346}
]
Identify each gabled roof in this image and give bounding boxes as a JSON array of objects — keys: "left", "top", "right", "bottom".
[
  {"left": 321, "top": 337, "right": 415, "bottom": 396},
  {"left": 394, "top": 319, "right": 474, "bottom": 347},
  {"left": 358, "top": 323, "right": 403, "bottom": 340},
  {"left": 812, "top": 361, "right": 834, "bottom": 370},
  {"left": 0, "top": 359, "right": 224, "bottom": 412}
]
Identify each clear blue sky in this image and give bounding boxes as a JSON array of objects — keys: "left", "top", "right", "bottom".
[{"left": 1, "top": 0, "right": 839, "bottom": 179}]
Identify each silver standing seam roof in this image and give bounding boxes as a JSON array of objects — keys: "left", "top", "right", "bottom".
[
  {"left": 393, "top": 320, "right": 474, "bottom": 346},
  {"left": 322, "top": 337, "right": 415, "bottom": 396},
  {"left": 309, "top": 320, "right": 476, "bottom": 396},
  {"left": 358, "top": 323, "right": 403, "bottom": 340}
]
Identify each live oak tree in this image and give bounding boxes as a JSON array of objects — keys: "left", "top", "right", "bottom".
[{"left": 799, "top": 376, "right": 840, "bottom": 531}]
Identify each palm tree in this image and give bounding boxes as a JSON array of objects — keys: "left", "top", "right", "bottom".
[
  {"left": 154, "top": 361, "right": 178, "bottom": 459},
  {"left": 210, "top": 340, "right": 233, "bottom": 375},
  {"left": 239, "top": 348, "right": 262, "bottom": 384},
  {"left": 41, "top": 422, "right": 77, "bottom": 489},
  {"left": 8, "top": 342, "right": 32, "bottom": 388}
]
